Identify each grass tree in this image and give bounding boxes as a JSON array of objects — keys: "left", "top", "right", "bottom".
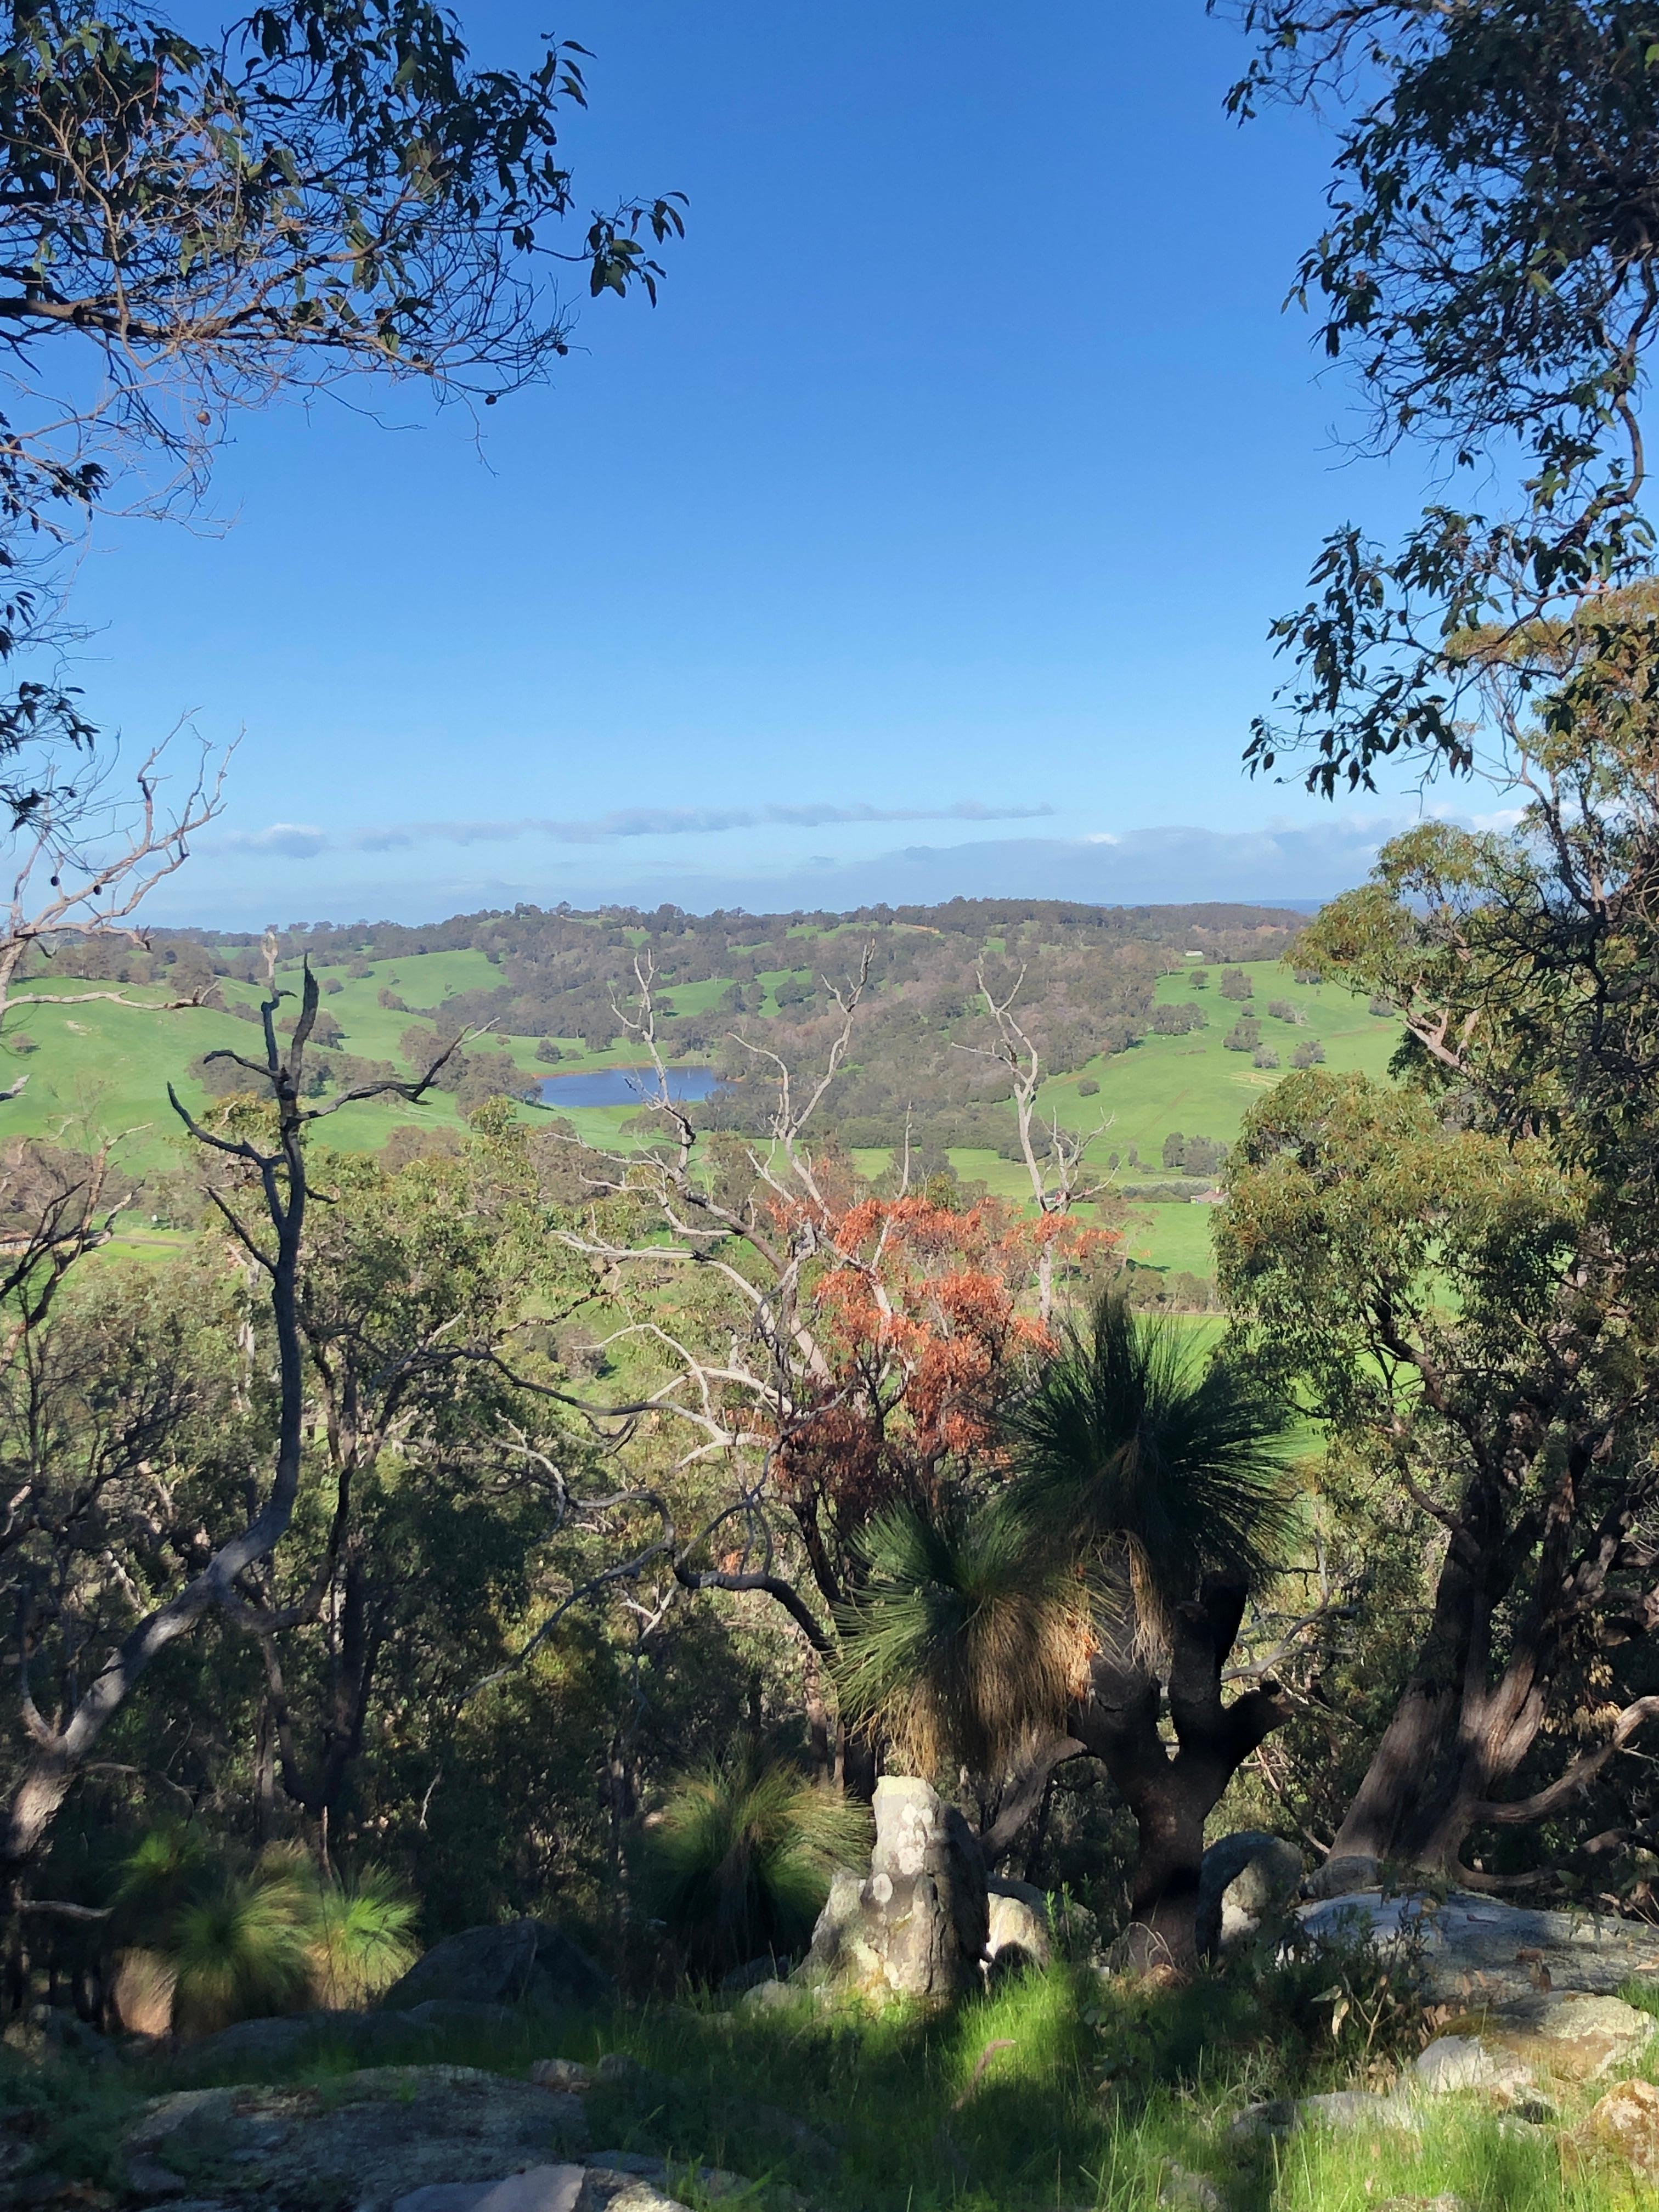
[
  {"left": 838, "top": 1294, "right": 1297, "bottom": 1974},
  {"left": 647, "top": 1751, "right": 871, "bottom": 1981}
]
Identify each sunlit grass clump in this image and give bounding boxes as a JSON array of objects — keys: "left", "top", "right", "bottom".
[{"left": 112, "top": 1826, "right": 418, "bottom": 2033}]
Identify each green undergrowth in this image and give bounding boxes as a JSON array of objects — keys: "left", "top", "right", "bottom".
[
  {"left": 3, "top": 1944, "right": 1655, "bottom": 2209},
  {"left": 0, "top": 2040, "right": 141, "bottom": 2187},
  {"left": 0, "top": 1961, "right": 1609, "bottom": 2212}
]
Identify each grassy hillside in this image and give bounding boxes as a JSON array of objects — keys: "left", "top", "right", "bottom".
[
  {"left": 1, "top": 951, "right": 1399, "bottom": 1284},
  {"left": 854, "top": 961, "right": 1400, "bottom": 1277}
]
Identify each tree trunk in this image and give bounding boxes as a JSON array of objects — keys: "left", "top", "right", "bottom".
[
  {"left": 1326, "top": 1474, "right": 1529, "bottom": 1875},
  {"left": 1075, "top": 1578, "right": 1290, "bottom": 1974}
]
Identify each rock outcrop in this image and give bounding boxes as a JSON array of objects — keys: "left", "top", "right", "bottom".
[
  {"left": 1295, "top": 1887, "right": 1659, "bottom": 2005},
  {"left": 985, "top": 1878, "right": 1051, "bottom": 1974},
  {"left": 116, "top": 2062, "right": 786, "bottom": 2212},
  {"left": 1425, "top": 1990, "right": 1654, "bottom": 2086},
  {"left": 381, "top": 1922, "right": 611, "bottom": 2013},
  {"left": 802, "top": 1776, "right": 988, "bottom": 2004},
  {"left": 121, "top": 2066, "right": 592, "bottom": 2212},
  {"left": 1585, "top": 2076, "right": 1659, "bottom": 2183},
  {"left": 1194, "top": 1831, "right": 1302, "bottom": 1960}
]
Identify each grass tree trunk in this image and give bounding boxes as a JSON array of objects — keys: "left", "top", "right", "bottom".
[{"left": 1074, "top": 1578, "right": 1290, "bottom": 1974}]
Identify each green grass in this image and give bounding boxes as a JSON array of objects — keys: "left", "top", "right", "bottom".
[
  {"left": 23, "top": 1961, "right": 1621, "bottom": 2212},
  {"left": 1056, "top": 964, "right": 1397, "bottom": 1280},
  {"left": 857, "top": 966, "right": 1399, "bottom": 1285},
  {"left": 0, "top": 958, "right": 1398, "bottom": 1272},
  {"left": 1051, "top": 964, "right": 1397, "bottom": 1158}
]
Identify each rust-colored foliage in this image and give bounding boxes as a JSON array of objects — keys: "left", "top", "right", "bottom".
[{"left": 769, "top": 1190, "right": 1115, "bottom": 1572}]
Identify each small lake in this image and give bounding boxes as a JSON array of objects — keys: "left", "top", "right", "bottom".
[{"left": 535, "top": 1064, "right": 721, "bottom": 1109}]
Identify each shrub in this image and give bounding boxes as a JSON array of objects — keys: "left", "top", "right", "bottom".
[
  {"left": 1220, "top": 969, "right": 1252, "bottom": 1000},
  {"left": 114, "top": 1829, "right": 420, "bottom": 2033},
  {"left": 171, "top": 1863, "right": 312, "bottom": 2034},
  {"left": 1162, "top": 1133, "right": 1227, "bottom": 1178},
  {"left": 1252, "top": 1046, "right": 1280, "bottom": 1069},
  {"left": 1266, "top": 998, "right": 1302, "bottom": 1024},
  {"left": 1367, "top": 995, "right": 1392, "bottom": 1016},
  {"left": 1291, "top": 1039, "right": 1327, "bottom": 1068},
  {"left": 648, "top": 1752, "right": 871, "bottom": 1979},
  {"left": 307, "top": 1867, "right": 420, "bottom": 2008},
  {"left": 190, "top": 1051, "right": 267, "bottom": 1100},
  {"left": 1076, "top": 1076, "right": 1099, "bottom": 1096}
]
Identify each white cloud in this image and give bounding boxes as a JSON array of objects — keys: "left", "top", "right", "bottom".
[
  {"left": 210, "top": 797, "right": 1057, "bottom": 861},
  {"left": 219, "top": 822, "right": 329, "bottom": 859}
]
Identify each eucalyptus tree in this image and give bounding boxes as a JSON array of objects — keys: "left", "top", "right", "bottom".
[
  {"left": 0, "top": 0, "right": 680, "bottom": 1000},
  {"left": 0, "top": 947, "right": 458, "bottom": 1926},
  {"left": 544, "top": 957, "right": 1110, "bottom": 1793},
  {"left": 244, "top": 1109, "right": 590, "bottom": 1853},
  {"left": 1218, "top": 654, "right": 1659, "bottom": 1876},
  {"left": 1219, "top": 1, "right": 1659, "bottom": 792}
]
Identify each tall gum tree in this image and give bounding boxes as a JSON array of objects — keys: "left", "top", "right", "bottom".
[{"left": 1218, "top": 653, "right": 1659, "bottom": 1877}]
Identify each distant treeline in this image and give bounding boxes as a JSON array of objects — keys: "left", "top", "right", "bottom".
[{"left": 42, "top": 897, "right": 1311, "bottom": 1149}]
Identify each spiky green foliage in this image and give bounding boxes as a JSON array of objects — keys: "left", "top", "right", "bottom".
[
  {"left": 307, "top": 1865, "right": 420, "bottom": 2007},
  {"left": 833, "top": 1296, "right": 1295, "bottom": 1776},
  {"left": 169, "top": 1858, "right": 313, "bottom": 2034},
  {"left": 114, "top": 1828, "right": 421, "bottom": 2030},
  {"left": 1002, "top": 1291, "right": 1294, "bottom": 1640},
  {"left": 111, "top": 1822, "right": 222, "bottom": 1935},
  {"left": 648, "top": 1752, "right": 871, "bottom": 1979},
  {"left": 836, "top": 1502, "right": 1088, "bottom": 1775}
]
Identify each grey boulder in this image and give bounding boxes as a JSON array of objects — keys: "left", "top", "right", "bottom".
[
  {"left": 394, "top": 2167, "right": 585, "bottom": 2212},
  {"left": 1231, "top": 2089, "right": 1418, "bottom": 2141},
  {"left": 802, "top": 1776, "right": 988, "bottom": 2004},
  {"left": 381, "top": 1921, "right": 612, "bottom": 2013},
  {"left": 1418, "top": 1990, "right": 1654, "bottom": 2086},
  {"left": 1195, "top": 1832, "right": 1302, "bottom": 1960},
  {"left": 1301, "top": 1854, "right": 1383, "bottom": 1901},
  {"left": 1414, "top": 2034, "right": 1534, "bottom": 2098},
  {"left": 121, "top": 2065, "right": 592, "bottom": 2212},
  {"left": 985, "top": 1878, "right": 1051, "bottom": 1974},
  {"left": 1295, "top": 1888, "right": 1659, "bottom": 2005}
]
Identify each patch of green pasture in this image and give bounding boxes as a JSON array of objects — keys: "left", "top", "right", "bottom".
[
  {"left": 268, "top": 948, "right": 503, "bottom": 1064},
  {"left": 1121, "top": 1200, "right": 1221, "bottom": 1276},
  {"left": 754, "top": 968, "right": 813, "bottom": 1017},
  {"left": 0, "top": 985, "right": 262, "bottom": 1176},
  {"left": 656, "top": 977, "right": 736, "bottom": 1018},
  {"left": 1047, "top": 963, "right": 1397, "bottom": 1168}
]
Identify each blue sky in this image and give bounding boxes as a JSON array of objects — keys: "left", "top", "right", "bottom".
[{"left": 74, "top": 2, "right": 1448, "bottom": 926}]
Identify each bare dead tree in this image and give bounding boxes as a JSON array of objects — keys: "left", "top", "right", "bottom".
[
  {"left": 0, "top": 934, "right": 458, "bottom": 1912},
  {"left": 532, "top": 952, "right": 1108, "bottom": 1789},
  {"left": 0, "top": 737, "right": 229, "bottom": 1077},
  {"left": 963, "top": 956, "right": 1113, "bottom": 1325}
]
